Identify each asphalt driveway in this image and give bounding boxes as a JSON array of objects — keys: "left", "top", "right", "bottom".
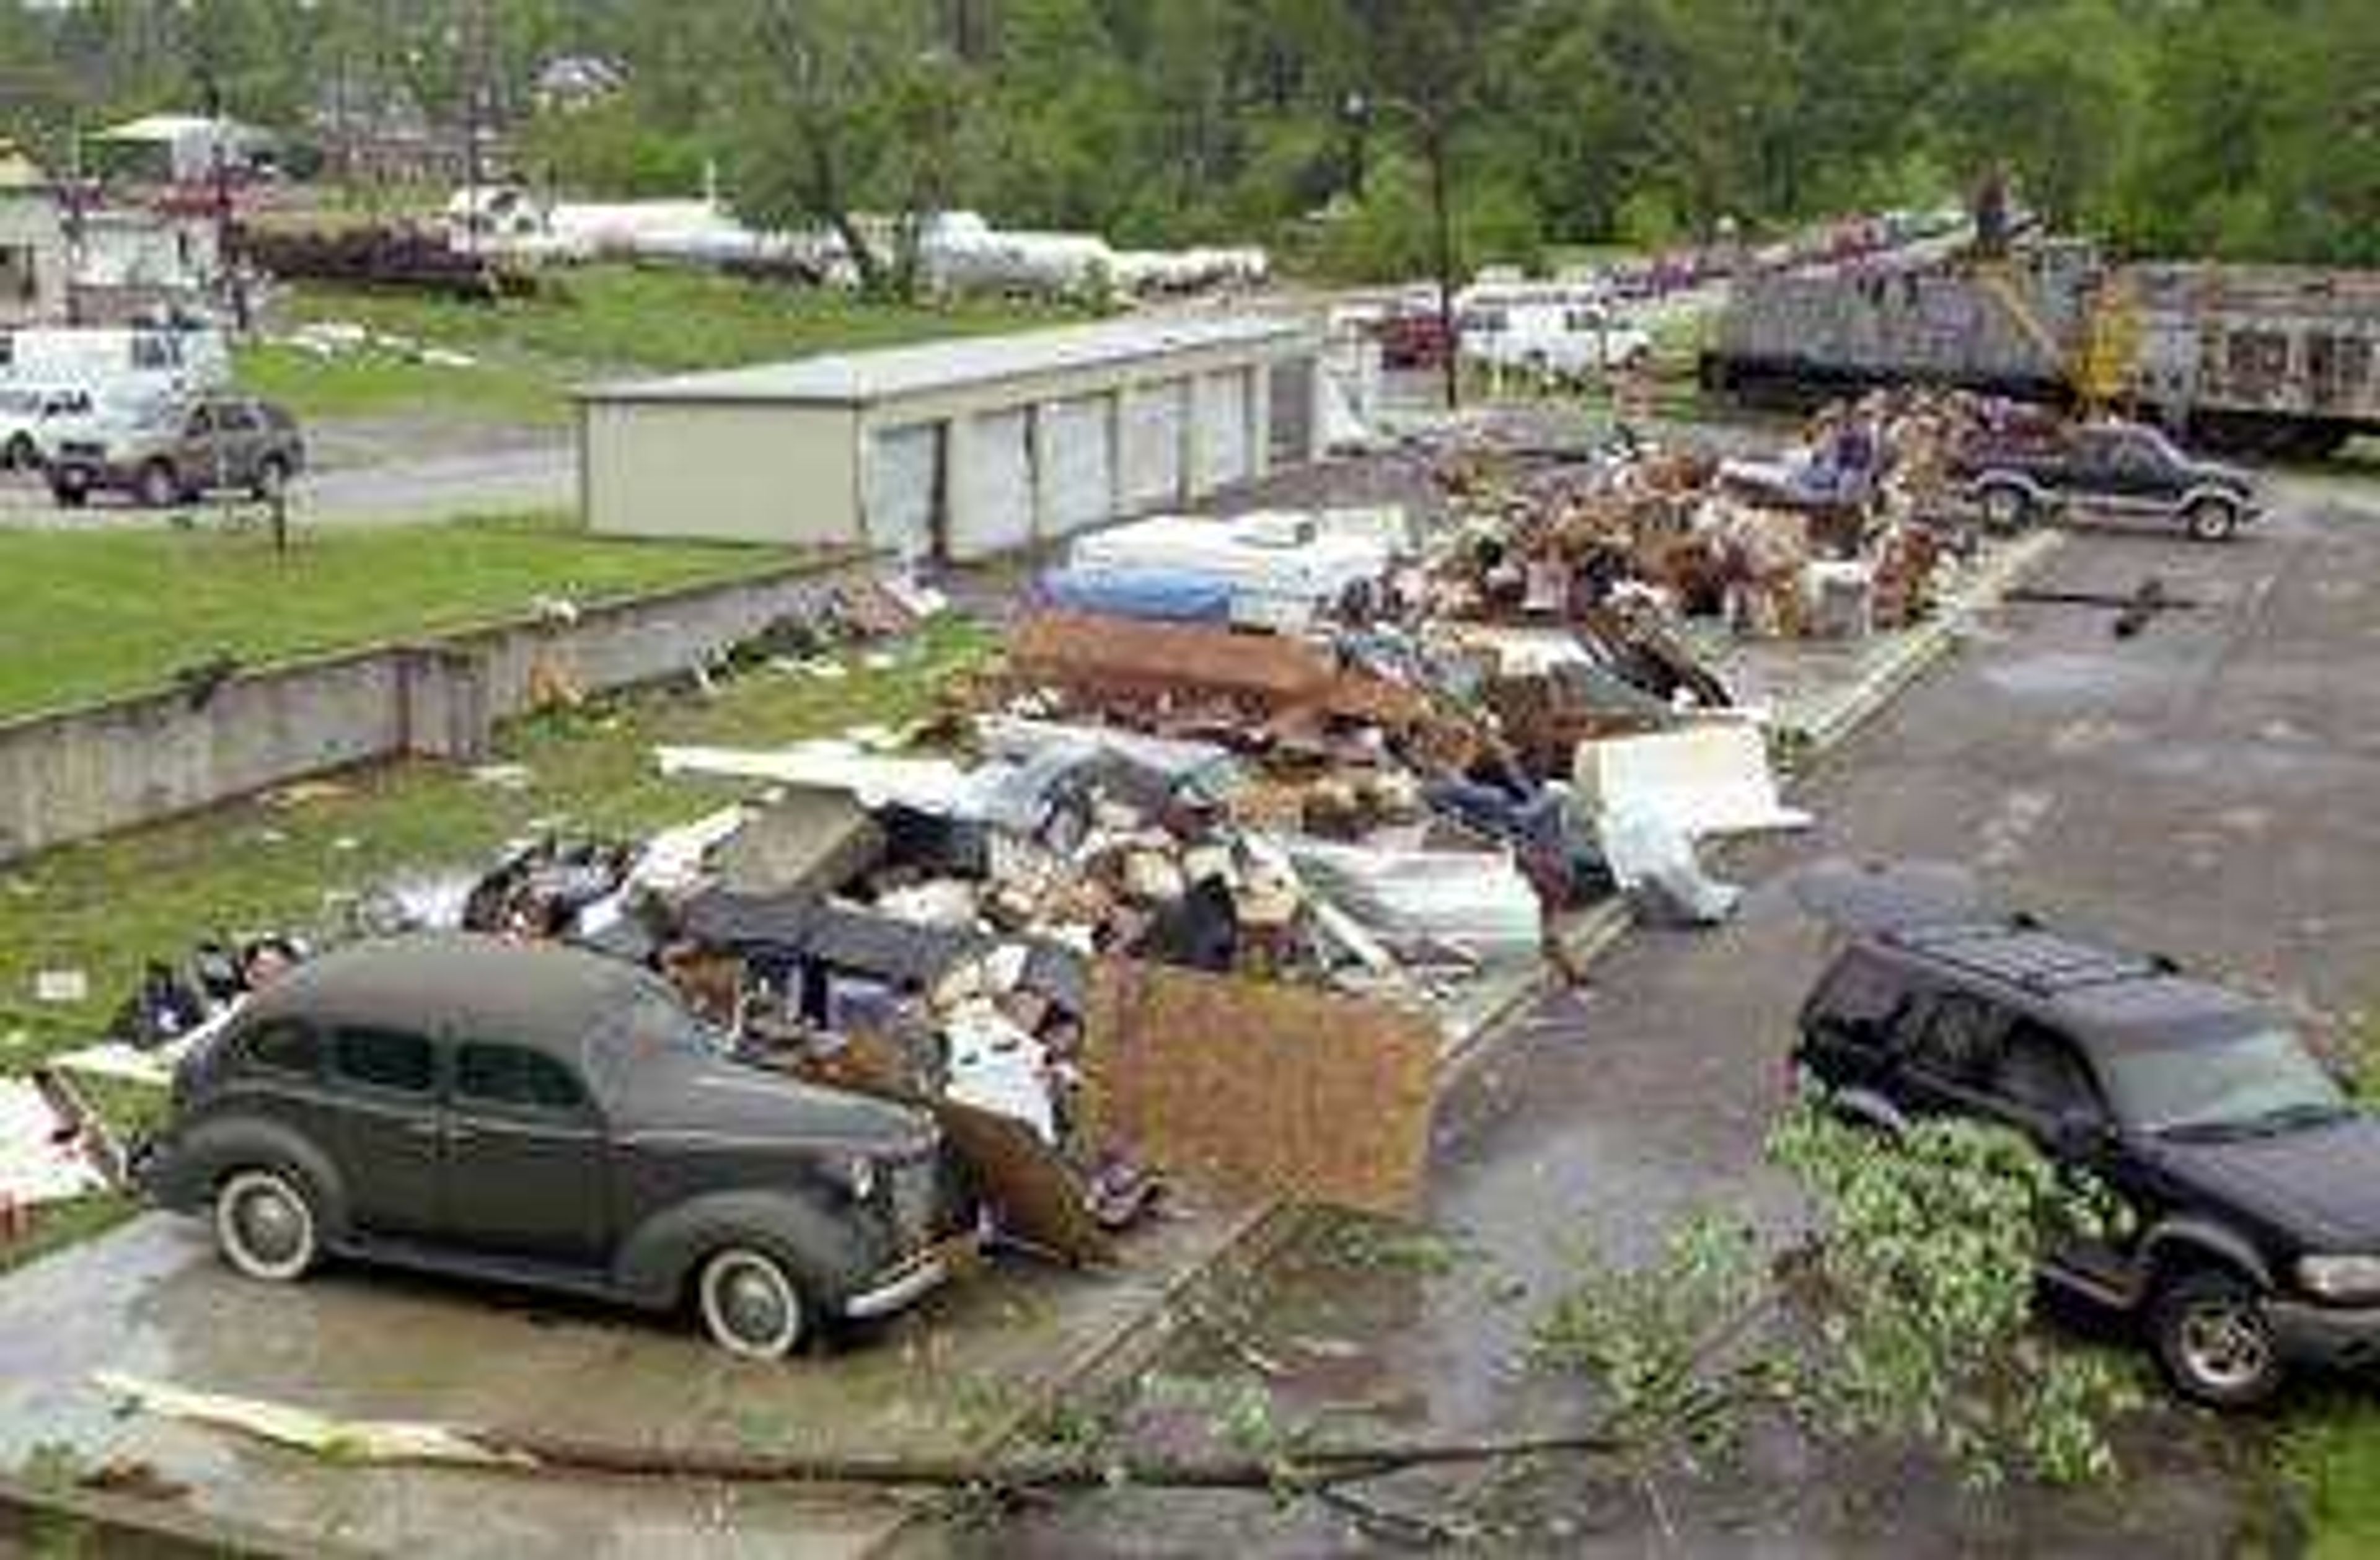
[{"left": 975, "top": 481, "right": 2380, "bottom": 1555}]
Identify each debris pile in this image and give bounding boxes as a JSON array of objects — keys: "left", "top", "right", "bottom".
[{"left": 35, "top": 402, "right": 2020, "bottom": 1253}]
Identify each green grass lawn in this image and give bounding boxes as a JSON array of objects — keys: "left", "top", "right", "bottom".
[
  {"left": 0, "top": 614, "right": 992, "bottom": 1272},
  {"left": 242, "top": 267, "right": 1086, "bottom": 425},
  {"left": 0, "top": 511, "right": 787, "bottom": 720},
  {"left": 0, "top": 614, "right": 992, "bottom": 1067}
]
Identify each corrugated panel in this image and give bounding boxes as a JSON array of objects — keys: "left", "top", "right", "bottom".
[
  {"left": 1121, "top": 381, "right": 1186, "bottom": 508},
  {"left": 1195, "top": 369, "right": 1251, "bottom": 490},
  {"left": 1267, "top": 359, "right": 1315, "bottom": 465},
  {"left": 1040, "top": 395, "right": 1113, "bottom": 537},
  {"left": 953, "top": 407, "right": 1034, "bottom": 560},
  {"left": 864, "top": 423, "right": 941, "bottom": 562}
]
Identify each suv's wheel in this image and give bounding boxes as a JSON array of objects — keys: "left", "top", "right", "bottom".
[
  {"left": 697, "top": 1246, "right": 809, "bottom": 1360},
  {"left": 251, "top": 456, "right": 291, "bottom": 502},
  {"left": 2184, "top": 496, "right": 2240, "bottom": 543},
  {"left": 2150, "top": 1269, "right": 2282, "bottom": 1409},
  {"left": 214, "top": 1168, "right": 321, "bottom": 1282},
  {"left": 50, "top": 475, "right": 88, "bottom": 509},
  {"left": 1979, "top": 484, "right": 2031, "bottom": 533},
  {"left": 136, "top": 459, "right": 182, "bottom": 509}
]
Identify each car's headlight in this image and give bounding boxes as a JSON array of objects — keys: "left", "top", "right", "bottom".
[
  {"left": 829, "top": 1155, "right": 880, "bottom": 1202},
  {"left": 2298, "top": 1255, "right": 2380, "bottom": 1302}
]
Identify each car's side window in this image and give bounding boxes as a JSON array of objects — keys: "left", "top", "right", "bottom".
[
  {"left": 1906, "top": 993, "right": 2006, "bottom": 1090},
  {"left": 332, "top": 1026, "right": 437, "bottom": 1096},
  {"left": 1992, "top": 1021, "right": 2099, "bottom": 1121},
  {"left": 453, "top": 1042, "right": 588, "bottom": 1119},
  {"left": 186, "top": 406, "right": 214, "bottom": 437},
  {"left": 241, "top": 1019, "right": 319, "bottom": 1079}
]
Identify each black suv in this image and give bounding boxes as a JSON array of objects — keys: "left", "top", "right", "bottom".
[
  {"left": 1795, "top": 915, "right": 2380, "bottom": 1407},
  {"left": 138, "top": 935, "right": 969, "bottom": 1359},
  {"left": 1953, "top": 418, "right": 2260, "bottom": 542}
]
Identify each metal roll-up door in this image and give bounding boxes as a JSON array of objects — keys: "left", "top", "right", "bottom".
[
  {"left": 1268, "top": 358, "right": 1315, "bottom": 465},
  {"left": 954, "top": 407, "right": 1034, "bottom": 560},
  {"left": 1121, "top": 382, "right": 1186, "bottom": 508},
  {"left": 1041, "top": 395, "right": 1114, "bottom": 539},
  {"left": 863, "top": 423, "right": 943, "bottom": 563},
  {"left": 1196, "top": 369, "right": 1251, "bottom": 491}
]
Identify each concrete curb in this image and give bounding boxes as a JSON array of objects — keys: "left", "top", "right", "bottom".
[{"left": 1786, "top": 528, "right": 2065, "bottom": 756}]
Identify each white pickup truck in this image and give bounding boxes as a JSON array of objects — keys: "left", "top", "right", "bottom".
[{"left": 1457, "top": 291, "right": 1653, "bottom": 382}]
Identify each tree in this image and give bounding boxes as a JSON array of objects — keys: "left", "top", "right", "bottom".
[
  {"left": 721, "top": 0, "right": 958, "bottom": 299},
  {"left": 1941, "top": 0, "right": 2145, "bottom": 232},
  {"left": 1533, "top": 1105, "right": 2141, "bottom": 1496}
]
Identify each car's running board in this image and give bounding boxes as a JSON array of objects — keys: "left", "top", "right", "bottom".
[{"left": 332, "top": 1235, "right": 625, "bottom": 1305}]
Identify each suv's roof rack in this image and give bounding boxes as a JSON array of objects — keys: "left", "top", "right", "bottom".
[{"left": 1883, "top": 920, "right": 2178, "bottom": 997}]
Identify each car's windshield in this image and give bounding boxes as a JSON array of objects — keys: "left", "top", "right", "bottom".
[
  {"left": 2100, "top": 1024, "right": 2350, "bottom": 1136},
  {"left": 2128, "top": 425, "right": 2187, "bottom": 467}
]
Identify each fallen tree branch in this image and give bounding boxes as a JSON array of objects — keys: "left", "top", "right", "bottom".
[{"left": 97, "top": 1372, "right": 1635, "bottom": 1492}]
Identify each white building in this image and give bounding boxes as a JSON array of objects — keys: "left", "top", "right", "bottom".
[{"left": 580, "top": 316, "right": 1323, "bottom": 562}]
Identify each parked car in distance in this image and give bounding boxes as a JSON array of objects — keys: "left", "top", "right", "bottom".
[
  {"left": 1794, "top": 910, "right": 2380, "bottom": 1408},
  {"left": 137, "top": 935, "right": 970, "bottom": 1359},
  {"left": 0, "top": 386, "right": 95, "bottom": 470},
  {"left": 46, "top": 392, "right": 305, "bottom": 509},
  {"left": 1377, "top": 307, "right": 1455, "bottom": 371},
  {"left": 1952, "top": 417, "right": 2261, "bottom": 541}
]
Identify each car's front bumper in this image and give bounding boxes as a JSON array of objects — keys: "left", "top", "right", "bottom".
[
  {"left": 2270, "top": 1298, "right": 2380, "bottom": 1370},
  {"left": 841, "top": 1232, "right": 979, "bottom": 1321}
]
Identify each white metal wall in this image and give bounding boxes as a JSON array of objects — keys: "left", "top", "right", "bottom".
[
  {"left": 1195, "top": 369, "right": 1252, "bottom": 490},
  {"left": 953, "top": 407, "right": 1035, "bottom": 559},
  {"left": 863, "top": 423, "right": 942, "bottom": 563},
  {"left": 1121, "top": 381, "right": 1188, "bottom": 508},
  {"left": 1040, "top": 395, "right": 1114, "bottom": 539}
]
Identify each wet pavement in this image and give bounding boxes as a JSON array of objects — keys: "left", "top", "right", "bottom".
[
  {"left": 0, "top": 1189, "right": 1261, "bottom": 1557},
  {"left": 955, "top": 485, "right": 2380, "bottom": 1555}
]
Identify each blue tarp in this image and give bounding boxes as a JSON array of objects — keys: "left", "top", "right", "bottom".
[{"left": 1038, "top": 568, "right": 1235, "bottom": 624}]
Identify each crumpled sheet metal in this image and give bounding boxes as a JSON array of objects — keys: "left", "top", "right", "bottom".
[{"left": 1277, "top": 835, "right": 1542, "bottom": 967}]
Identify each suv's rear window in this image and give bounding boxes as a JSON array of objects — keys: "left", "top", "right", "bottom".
[
  {"left": 332, "top": 1026, "right": 436, "bottom": 1095},
  {"left": 1811, "top": 951, "right": 1907, "bottom": 1039}
]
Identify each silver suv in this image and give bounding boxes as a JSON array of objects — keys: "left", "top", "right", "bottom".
[{"left": 48, "top": 393, "right": 306, "bottom": 509}]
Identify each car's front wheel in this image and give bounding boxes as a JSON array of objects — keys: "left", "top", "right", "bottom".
[
  {"left": 2151, "top": 1268, "right": 2282, "bottom": 1409},
  {"left": 697, "top": 1246, "right": 809, "bottom": 1360},
  {"left": 2184, "top": 496, "right": 2241, "bottom": 543},
  {"left": 214, "top": 1167, "right": 322, "bottom": 1283},
  {"left": 2, "top": 433, "right": 36, "bottom": 471},
  {"left": 136, "top": 459, "right": 182, "bottom": 510}
]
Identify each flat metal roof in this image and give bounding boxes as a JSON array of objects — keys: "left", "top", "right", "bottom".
[{"left": 580, "top": 314, "right": 1314, "bottom": 408}]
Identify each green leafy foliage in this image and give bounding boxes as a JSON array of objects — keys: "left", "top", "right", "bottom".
[
  {"left": 1533, "top": 1106, "right": 2141, "bottom": 1492},
  {"left": 5, "top": 0, "right": 2366, "bottom": 267}
]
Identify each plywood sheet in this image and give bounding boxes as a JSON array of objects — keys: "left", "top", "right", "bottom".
[{"left": 1082, "top": 960, "right": 1437, "bottom": 1218}]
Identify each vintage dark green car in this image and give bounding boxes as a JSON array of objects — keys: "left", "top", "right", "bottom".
[{"left": 138, "top": 935, "right": 964, "bottom": 1358}]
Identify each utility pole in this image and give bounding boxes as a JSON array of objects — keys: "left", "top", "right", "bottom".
[
  {"left": 202, "top": 73, "right": 247, "bottom": 332},
  {"left": 1423, "top": 108, "right": 1458, "bottom": 413},
  {"left": 461, "top": 0, "right": 492, "bottom": 260}
]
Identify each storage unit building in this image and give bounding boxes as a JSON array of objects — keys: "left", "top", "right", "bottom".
[{"left": 579, "top": 316, "right": 1324, "bottom": 560}]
